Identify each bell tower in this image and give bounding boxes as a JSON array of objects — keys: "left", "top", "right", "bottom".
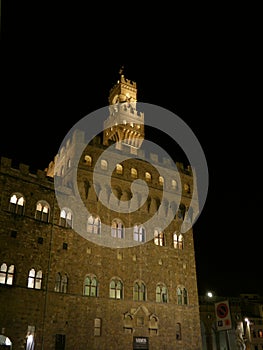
[{"left": 103, "top": 67, "right": 145, "bottom": 154}]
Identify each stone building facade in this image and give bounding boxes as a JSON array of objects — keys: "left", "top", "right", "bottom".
[{"left": 0, "top": 73, "right": 202, "bottom": 349}]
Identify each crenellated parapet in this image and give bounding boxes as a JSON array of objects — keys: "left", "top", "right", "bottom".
[
  {"left": 0, "top": 156, "right": 53, "bottom": 184},
  {"left": 46, "top": 129, "right": 192, "bottom": 176}
]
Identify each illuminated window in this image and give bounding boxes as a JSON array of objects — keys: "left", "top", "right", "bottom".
[
  {"left": 177, "top": 287, "right": 188, "bottom": 305},
  {"left": 60, "top": 208, "right": 73, "bottom": 228},
  {"left": 87, "top": 215, "right": 101, "bottom": 234},
  {"left": 84, "top": 155, "right": 92, "bottom": 166},
  {"left": 156, "top": 283, "right": 168, "bottom": 303},
  {"left": 27, "top": 269, "right": 42, "bottom": 289},
  {"left": 35, "top": 200, "right": 50, "bottom": 222},
  {"left": 116, "top": 163, "right": 123, "bottom": 175},
  {"left": 0, "top": 263, "right": 15, "bottom": 285},
  {"left": 111, "top": 219, "right": 124, "bottom": 239},
  {"left": 100, "top": 159, "right": 108, "bottom": 170},
  {"left": 177, "top": 287, "right": 182, "bottom": 305},
  {"left": 158, "top": 176, "right": 164, "bottom": 186},
  {"left": 172, "top": 179, "right": 178, "bottom": 190},
  {"left": 84, "top": 275, "right": 98, "bottom": 297},
  {"left": 154, "top": 228, "right": 164, "bottom": 246},
  {"left": 131, "top": 168, "right": 138, "bottom": 178},
  {"left": 133, "top": 281, "right": 146, "bottom": 301},
  {"left": 54, "top": 273, "right": 68, "bottom": 293},
  {"left": 173, "top": 232, "right": 184, "bottom": 249},
  {"left": 9, "top": 193, "right": 25, "bottom": 215},
  {"left": 133, "top": 225, "right": 146, "bottom": 242},
  {"left": 145, "top": 172, "right": 152, "bottom": 182},
  {"left": 184, "top": 183, "right": 190, "bottom": 193},
  {"left": 109, "top": 278, "right": 123, "bottom": 299}
]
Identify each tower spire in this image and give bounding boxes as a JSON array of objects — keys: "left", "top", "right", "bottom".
[{"left": 119, "top": 65, "right": 125, "bottom": 76}]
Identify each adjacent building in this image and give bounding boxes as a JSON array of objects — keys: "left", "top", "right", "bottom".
[{"left": 199, "top": 293, "right": 263, "bottom": 350}]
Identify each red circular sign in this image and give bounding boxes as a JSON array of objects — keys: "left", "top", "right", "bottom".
[{"left": 216, "top": 303, "right": 229, "bottom": 318}]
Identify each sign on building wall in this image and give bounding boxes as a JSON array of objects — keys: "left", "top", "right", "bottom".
[
  {"left": 133, "top": 336, "right": 149, "bottom": 349},
  {"left": 215, "top": 300, "right": 232, "bottom": 331}
]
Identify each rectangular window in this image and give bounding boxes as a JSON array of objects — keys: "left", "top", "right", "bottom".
[{"left": 94, "top": 318, "right": 101, "bottom": 336}]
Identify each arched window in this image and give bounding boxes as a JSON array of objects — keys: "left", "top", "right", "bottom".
[
  {"left": 54, "top": 273, "right": 68, "bottom": 293},
  {"left": 111, "top": 219, "right": 124, "bottom": 239},
  {"left": 154, "top": 228, "right": 164, "bottom": 246},
  {"left": 109, "top": 278, "right": 123, "bottom": 299},
  {"left": 149, "top": 315, "right": 158, "bottom": 335},
  {"left": 133, "top": 225, "right": 146, "bottom": 242},
  {"left": 35, "top": 200, "right": 50, "bottom": 222},
  {"left": 116, "top": 163, "right": 123, "bottom": 175},
  {"left": 9, "top": 193, "right": 25, "bottom": 215},
  {"left": 158, "top": 176, "right": 164, "bottom": 186},
  {"left": 27, "top": 269, "right": 42, "bottom": 289},
  {"left": 177, "top": 203, "right": 186, "bottom": 220},
  {"left": 87, "top": 215, "right": 101, "bottom": 234},
  {"left": 130, "top": 167, "right": 138, "bottom": 178},
  {"left": 100, "top": 159, "right": 108, "bottom": 170},
  {"left": 60, "top": 208, "right": 73, "bottom": 228},
  {"left": 123, "top": 313, "right": 133, "bottom": 334},
  {"left": 177, "top": 287, "right": 188, "bottom": 305},
  {"left": 133, "top": 281, "right": 146, "bottom": 301},
  {"left": 84, "top": 155, "right": 92, "bottom": 166},
  {"left": 54, "top": 273, "right": 61, "bottom": 292},
  {"left": 0, "top": 263, "right": 15, "bottom": 285},
  {"left": 145, "top": 172, "right": 152, "bottom": 182},
  {"left": 172, "top": 179, "right": 178, "bottom": 190},
  {"left": 183, "top": 288, "right": 188, "bottom": 305},
  {"left": 184, "top": 183, "right": 190, "bottom": 193},
  {"left": 173, "top": 232, "right": 184, "bottom": 249},
  {"left": 176, "top": 323, "right": 182, "bottom": 340},
  {"left": 156, "top": 283, "right": 168, "bottom": 303},
  {"left": 84, "top": 275, "right": 98, "bottom": 297}
]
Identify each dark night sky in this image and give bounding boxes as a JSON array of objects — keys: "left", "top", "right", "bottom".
[{"left": 1, "top": 4, "right": 262, "bottom": 297}]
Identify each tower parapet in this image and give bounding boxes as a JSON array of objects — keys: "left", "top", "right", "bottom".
[{"left": 104, "top": 72, "right": 144, "bottom": 154}]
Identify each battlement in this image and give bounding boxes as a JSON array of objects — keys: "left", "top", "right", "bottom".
[
  {"left": 50, "top": 129, "right": 192, "bottom": 176},
  {"left": 109, "top": 75, "right": 137, "bottom": 96},
  {"left": 0, "top": 156, "right": 54, "bottom": 183},
  {"left": 119, "top": 74, "right": 137, "bottom": 88},
  {"left": 108, "top": 102, "right": 144, "bottom": 119}
]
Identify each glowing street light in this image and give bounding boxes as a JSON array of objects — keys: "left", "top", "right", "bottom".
[{"left": 207, "top": 291, "right": 213, "bottom": 298}]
